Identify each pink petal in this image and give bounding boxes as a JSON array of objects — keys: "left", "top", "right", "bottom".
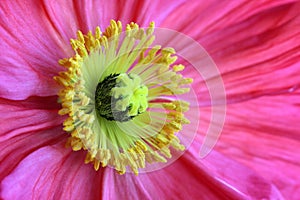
[
  {"left": 206, "top": 3, "right": 300, "bottom": 102},
  {"left": 0, "top": 98, "right": 62, "bottom": 142},
  {"left": 0, "top": 127, "right": 65, "bottom": 181},
  {"left": 0, "top": 1, "right": 74, "bottom": 100},
  {"left": 161, "top": 0, "right": 298, "bottom": 39},
  {"left": 161, "top": 1, "right": 300, "bottom": 103},
  {"left": 0, "top": 98, "right": 104, "bottom": 199},
  {"left": 0, "top": 143, "right": 106, "bottom": 199},
  {"left": 0, "top": 98, "right": 64, "bottom": 180},
  {"left": 103, "top": 144, "right": 283, "bottom": 199},
  {"left": 198, "top": 90, "right": 300, "bottom": 199},
  {"left": 199, "top": 150, "right": 284, "bottom": 199},
  {"left": 71, "top": 0, "right": 186, "bottom": 31}
]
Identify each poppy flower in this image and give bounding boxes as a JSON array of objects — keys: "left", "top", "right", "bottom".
[{"left": 0, "top": 0, "right": 299, "bottom": 200}]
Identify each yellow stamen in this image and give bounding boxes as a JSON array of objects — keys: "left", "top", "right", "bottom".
[{"left": 54, "top": 20, "right": 193, "bottom": 175}]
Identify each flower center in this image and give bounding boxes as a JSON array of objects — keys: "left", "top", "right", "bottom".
[
  {"left": 54, "top": 20, "right": 193, "bottom": 175},
  {"left": 95, "top": 73, "right": 148, "bottom": 122}
]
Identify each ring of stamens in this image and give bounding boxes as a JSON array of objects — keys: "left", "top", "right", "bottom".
[{"left": 54, "top": 20, "right": 193, "bottom": 175}]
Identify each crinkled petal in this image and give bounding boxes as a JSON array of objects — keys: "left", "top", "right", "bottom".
[
  {"left": 0, "top": 1, "right": 74, "bottom": 100},
  {"left": 72, "top": 0, "right": 186, "bottom": 31},
  {"left": 0, "top": 97, "right": 62, "bottom": 142},
  {"left": 205, "top": 2, "right": 300, "bottom": 102},
  {"left": 199, "top": 150, "right": 284, "bottom": 200},
  {"left": 0, "top": 98, "right": 64, "bottom": 181},
  {"left": 196, "top": 90, "right": 300, "bottom": 199},
  {"left": 0, "top": 126, "right": 65, "bottom": 182},
  {"left": 0, "top": 99, "right": 103, "bottom": 199},
  {"left": 213, "top": 90, "right": 300, "bottom": 199},
  {"left": 161, "top": 0, "right": 300, "bottom": 103},
  {"left": 102, "top": 142, "right": 283, "bottom": 199},
  {"left": 161, "top": 0, "right": 298, "bottom": 38},
  {"left": 0, "top": 143, "right": 106, "bottom": 199}
]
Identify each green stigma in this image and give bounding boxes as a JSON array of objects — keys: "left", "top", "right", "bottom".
[{"left": 95, "top": 73, "right": 148, "bottom": 122}]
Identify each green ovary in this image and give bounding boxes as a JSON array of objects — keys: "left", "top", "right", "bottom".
[{"left": 95, "top": 73, "right": 148, "bottom": 122}]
